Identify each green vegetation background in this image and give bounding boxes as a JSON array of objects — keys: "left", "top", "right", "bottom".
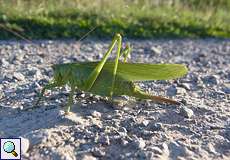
[{"left": 0, "top": 0, "right": 230, "bottom": 39}]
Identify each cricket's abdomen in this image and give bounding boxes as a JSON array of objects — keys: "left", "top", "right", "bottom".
[
  {"left": 52, "top": 63, "right": 136, "bottom": 97},
  {"left": 89, "top": 71, "right": 136, "bottom": 97}
]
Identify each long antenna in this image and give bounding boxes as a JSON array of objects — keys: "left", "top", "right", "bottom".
[
  {"left": 0, "top": 23, "right": 32, "bottom": 43},
  {"left": 0, "top": 23, "right": 97, "bottom": 43},
  {"left": 77, "top": 26, "right": 97, "bottom": 42}
]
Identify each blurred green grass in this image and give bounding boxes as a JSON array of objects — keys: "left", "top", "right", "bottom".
[{"left": 0, "top": 0, "right": 230, "bottom": 39}]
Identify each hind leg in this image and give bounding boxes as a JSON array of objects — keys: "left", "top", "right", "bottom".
[{"left": 35, "top": 82, "right": 58, "bottom": 106}]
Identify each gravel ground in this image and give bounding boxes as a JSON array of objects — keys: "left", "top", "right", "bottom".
[{"left": 0, "top": 39, "right": 230, "bottom": 160}]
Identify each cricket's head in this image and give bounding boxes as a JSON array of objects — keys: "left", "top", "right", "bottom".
[{"left": 52, "top": 64, "right": 72, "bottom": 85}]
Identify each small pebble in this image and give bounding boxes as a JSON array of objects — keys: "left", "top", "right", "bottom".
[
  {"left": 202, "top": 75, "right": 219, "bottom": 85},
  {"left": 99, "top": 135, "right": 110, "bottom": 145},
  {"left": 166, "top": 85, "right": 177, "bottom": 96},
  {"left": 91, "top": 111, "right": 101, "bottom": 118},
  {"left": 150, "top": 46, "right": 162, "bottom": 54},
  {"left": 92, "top": 148, "right": 105, "bottom": 157},
  {"left": 80, "top": 93, "right": 86, "bottom": 98},
  {"left": 0, "top": 92, "right": 4, "bottom": 99},
  {"left": 81, "top": 154, "right": 97, "bottom": 160},
  {"left": 150, "top": 146, "right": 163, "bottom": 155},
  {"left": 121, "top": 139, "right": 129, "bottom": 146},
  {"left": 20, "top": 137, "right": 30, "bottom": 154},
  {"left": 207, "top": 143, "right": 217, "bottom": 154},
  {"left": 0, "top": 58, "right": 9, "bottom": 67},
  {"left": 142, "top": 119, "right": 150, "bottom": 127},
  {"left": 148, "top": 123, "right": 163, "bottom": 131},
  {"left": 132, "top": 137, "right": 146, "bottom": 150},
  {"left": 13, "top": 72, "right": 25, "bottom": 81},
  {"left": 161, "top": 143, "right": 170, "bottom": 156},
  {"left": 69, "top": 137, "right": 75, "bottom": 142},
  {"left": 176, "top": 87, "right": 187, "bottom": 95},
  {"left": 179, "top": 106, "right": 194, "bottom": 118},
  {"left": 119, "top": 127, "right": 127, "bottom": 134},
  {"left": 222, "top": 83, "right": 230, "bottom": 94},
  {"left": 180, "top": 83, "right": 191, "bottom": 91},
  {"left": 15, "top": 53, "right": 25, "bottom": 61}
]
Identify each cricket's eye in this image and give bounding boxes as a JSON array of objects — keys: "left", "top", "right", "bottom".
[
  {"left": 53, "top": 71, "right": 62, "bottom": 81},
  {"left": 58, "top": 73, "right": 64, "bottom": 80}
]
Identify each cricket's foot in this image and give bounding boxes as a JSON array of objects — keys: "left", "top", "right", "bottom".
[
  {"left": 64, "top": 111, "right": 71, "bottom": 115},
  {"left": 34, "top": 99, "right": 41, "bottom": 107},
  {"left": 111, "top": 95, "right": 130, "bottom": 108},
  {"left": 64, "top": 105, "right": 72, "bottom": 115}
]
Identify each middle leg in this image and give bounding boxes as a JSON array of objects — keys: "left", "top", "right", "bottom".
[{"left": 119, "top": 43, "right": 131, "bottom": 63}]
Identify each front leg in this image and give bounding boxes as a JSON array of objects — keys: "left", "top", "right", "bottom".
[
  {"left": 65, "top": 85, "right": 75, "bottom": 114},
  {"left": 35, "top": 82, "right": 58, "bottom": 106}
]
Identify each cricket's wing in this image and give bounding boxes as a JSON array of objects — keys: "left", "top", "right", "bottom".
[
  {"left": 116, "top": 63, "right": 188, "bottom": 81},
  {"left": 77, "top": 61, "right": 188, "bottom": 81}
]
